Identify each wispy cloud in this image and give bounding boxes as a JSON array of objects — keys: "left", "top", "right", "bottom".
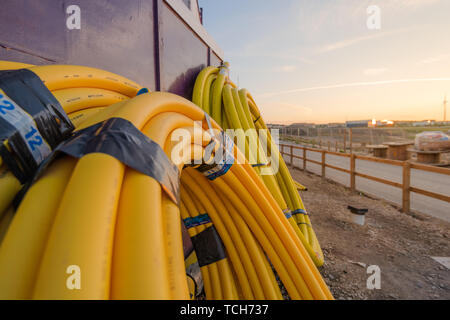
[
  {"left": 364, "top": 68, "right": 388, "bottom": 76},
  {"left": 258, "top": 77, "right": 450, "bottom": 98},
  {"left": 258, "top": 102, "right": 313, "bottom": 116},
  {"left": 228, "top": 50, "right": 313, "bottom": 64},
  {"left": 273, "top": 65, "right": 297, "bottom": 73},
  {"left": 319, "top": 33, "right": 383, "bottom": 54},
  {"left": 388, "top": 0, "right": 440, "bottom": 8},
  {"left": 420, "top": 54, "right": 450, "bottom": 64},
  {"left": 317, "top": 28, "right": 411, "bottom": 54}
]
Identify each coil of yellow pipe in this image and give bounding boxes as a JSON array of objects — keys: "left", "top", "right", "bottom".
[
  {"left": 192, "top": 64, "right": 325, "bottom": 267},
  {"left": 0, "top": 62, "right": 142, "bottom": 218},
  {"left": 0, "top": 61, "right": 332, "bottom": 300}
]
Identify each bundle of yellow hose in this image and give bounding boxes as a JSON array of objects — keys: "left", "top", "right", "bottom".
[
  {"left": 0, "top": 91, "right": 332, "bottom": 300},
  {"left": 0, "top": 61, "right": 143, "bottom": 220},
  {"left": 192, "top": 64, "right": 324, "bottom": 266},
  {"left": 243, "top": 90, "right": 325, "bottom": 265}
]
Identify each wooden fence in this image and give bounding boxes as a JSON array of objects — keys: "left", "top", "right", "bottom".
[{"left": 280, "top": 144, "right": 450, "bottom": 214}]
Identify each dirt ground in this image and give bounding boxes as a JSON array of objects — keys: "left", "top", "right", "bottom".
[{"left": 288, "top": 165, "right": 450, "bottom": 300}]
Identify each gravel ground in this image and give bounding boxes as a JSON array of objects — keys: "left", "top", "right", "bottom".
[{"left": 289, "top": 165, "right": 450, "bottom": 300}]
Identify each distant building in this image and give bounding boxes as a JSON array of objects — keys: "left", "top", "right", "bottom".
[
  {"left": 289, "top": 123, "right": 316, "bottom": 128},
  {"left": 376, "top": 120, "right": 395, "bottom": 127},
  {"left": 412, "top": 120, "right": 436, "bottom": 127},
  {"left": 346, "top": 120, "right": 371, "bottom": 128},
  {"left": 394, "top": 121, "right": 415, "bottom": 127},
  {"left": 267, "top": 124, "right": 285, "bottom": 130},
  {"left": 327, "top": 123, "right": 346, "bottom": 128}
]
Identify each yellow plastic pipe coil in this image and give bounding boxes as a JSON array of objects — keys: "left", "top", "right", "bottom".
[
  {"left": 0, "top": 60, "right": 332, "bottom": 300},
  {"left": 0, "top": 61, "right": 141, "bottom": 217},
  {"left": 193, "top": 64, "right": 324, "bottom": 267}
]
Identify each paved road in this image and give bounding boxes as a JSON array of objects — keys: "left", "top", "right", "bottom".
[{"left": 280, "top": 141, "right": 450, "bottom": 222}]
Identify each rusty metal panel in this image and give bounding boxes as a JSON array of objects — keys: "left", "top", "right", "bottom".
[
  {"left": 64, "top": 0, "right": 156, "bottom": 90},
  {"left": 0, "top": 0, "right": 66, "bottom": 62},
  {"left": 0, "top": 0, "right": 156, "bottom": 90},
  {"left": 0, "top": 0, "right": 223, "bottom": 95},
  {"left": 0, "top": 46, "right": 52, "bottom": 65},
  {"left": 159, "top": 1, "right": 208, "bottom": 99}
]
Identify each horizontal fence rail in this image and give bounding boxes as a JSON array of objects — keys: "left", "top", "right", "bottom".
[{"left": 280, "top": 143, "right": 450, "bottom": 217}]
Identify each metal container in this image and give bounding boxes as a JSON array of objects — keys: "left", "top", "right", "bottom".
[{"left": 0, "top": 0, "right": 223, "bottom": 99}]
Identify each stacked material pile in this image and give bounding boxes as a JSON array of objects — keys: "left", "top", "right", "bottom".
[{"left": 0, "top": 61, "right": 332, "bottom": 300}]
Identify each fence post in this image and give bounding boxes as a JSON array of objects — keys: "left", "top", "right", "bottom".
[
  {"left": 349, "top": 128, "right": 353, "bottom": 154},
  {"left": 322, "top": 150, "right": 326, "bottom": 178},
  {"left": 343, "top": 130, "right": 347, "bottom": 153},
  {"left": 303, "top": 148, "right": 307, "bottom": 171},
  {"left": 328, "top": 141, "right": 331, "bottom": 151},
  {"left": 350, "top": 154, "right": 356, "bottom": 191},
  {"left": 335, "top": 141, "right": 338, "bottom": 152},
  {"left": 402, "top": 161, "right": 411, "bottom": 213},
  {"left": 290, "top": 145, "right": 294, "bottom": 166}
]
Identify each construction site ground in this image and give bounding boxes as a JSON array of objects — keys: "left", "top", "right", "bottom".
[{"left": 288, "top": 165, "right": 450, "bottom": 300}]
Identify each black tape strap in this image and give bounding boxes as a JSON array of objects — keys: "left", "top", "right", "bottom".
[
  {"left": 0, "top": 69, "right": 74, "bottom": 183},
  {"left": 191, "top": 225, "right": 226, "bottom": 267},
  {"left": 27, "top": 117, "right": 180, "bottom": 204},
  {"left": 253, "top": 115, "right": 261, "bottom": 124}
]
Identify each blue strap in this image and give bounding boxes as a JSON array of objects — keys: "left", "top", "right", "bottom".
[
  {"left": 292, "top": 209, "right": 308, "bottom": 216},
  {"left": 251, "top": 163, "right": 268, "bottom": 168},
  {"left": 283, "top": 209, "right": 293, "bottom": 219},
  {"left": 184, "top": 214, "right": 212, "bottom": 229},
  {"left": 137, "top": 88, "right": 149, "bottom": 96}
]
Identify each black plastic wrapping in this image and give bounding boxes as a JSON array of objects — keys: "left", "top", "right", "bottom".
[
  {"left": 0, "top": 69, "right": 74, "bottom": 183},
  {"left": 28, "top": 117, "right": 180, "bottom": 204},
  {"left": 191, "top": 225, "right": 227, "bottom": 267}
]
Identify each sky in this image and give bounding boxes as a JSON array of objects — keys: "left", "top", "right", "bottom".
[{"left": 198, "top": 0, "right": 450, "bottom": 124}]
